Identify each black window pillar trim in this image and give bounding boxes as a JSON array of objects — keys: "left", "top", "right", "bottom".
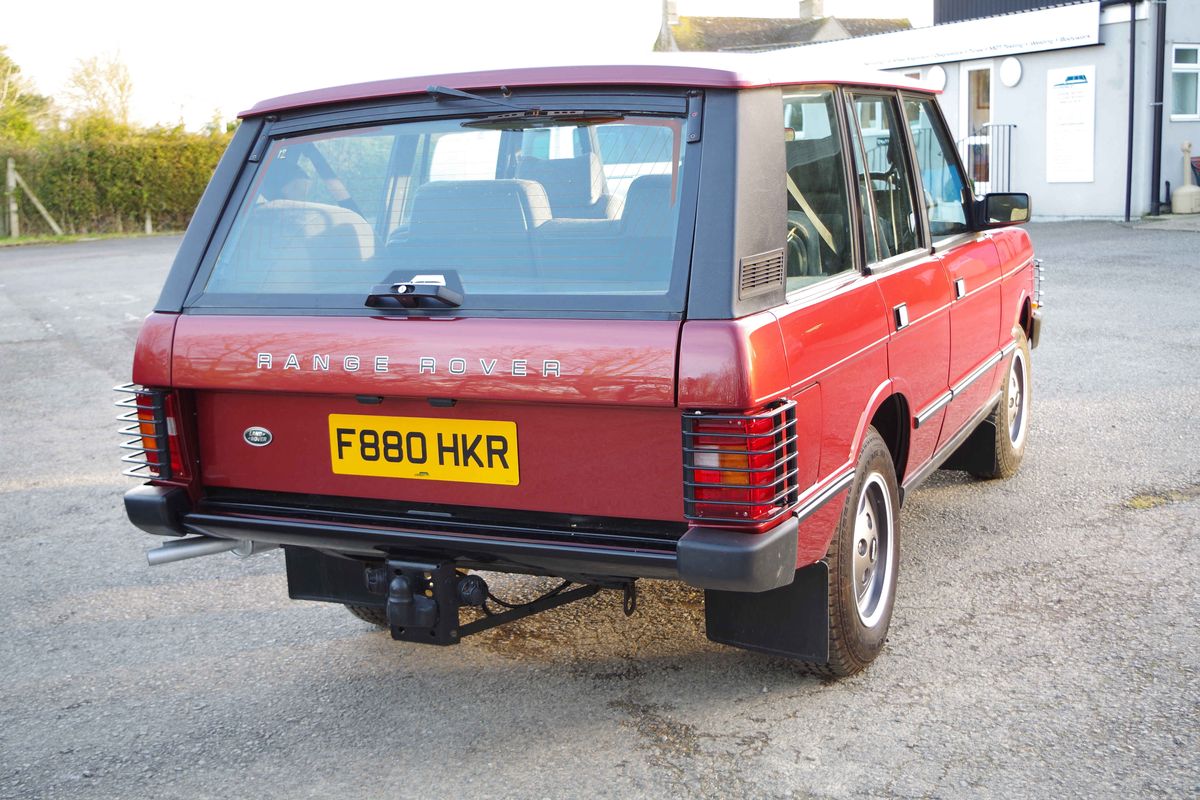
[
  {"left": 685, "top": 87, "right": 787, "bottom": 320},
  {"left": 832, "top": 85, "right": 869, "bottom": 277},
  {"left": 894, "top": 92, "right": 934, "bottom": 254},
  {"left": 154, "top": 117, "right": 264, "bottom": 313}
]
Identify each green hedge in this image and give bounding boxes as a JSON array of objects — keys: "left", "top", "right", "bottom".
[{"left": 5, "top": 122, "right": 232, "bottom": 234}]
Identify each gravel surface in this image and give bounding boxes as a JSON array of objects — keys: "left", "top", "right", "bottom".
[{"left": 0, "top": 223, "right": 1197, "bottom": 799}]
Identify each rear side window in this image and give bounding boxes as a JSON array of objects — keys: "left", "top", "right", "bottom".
[
  {"left": 782, "top": 89, "right": 855, "bottom": 290},
  {"left": 197, "top": 113, "right": 691, "bottom": 314}
]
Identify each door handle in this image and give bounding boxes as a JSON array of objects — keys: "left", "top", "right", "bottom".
[
  {"left": 954, "top": 278, "right": 966, "bottom": 299},
  {"left": 893, "top": 303, "right": 909, "bottom": 331}
]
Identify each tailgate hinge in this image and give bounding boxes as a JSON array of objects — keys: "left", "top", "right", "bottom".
[{"left": 686, "top": 91, "right": 704, "bottom": 143}]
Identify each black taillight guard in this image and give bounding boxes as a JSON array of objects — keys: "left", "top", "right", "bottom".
[
  {"left": 114, "top": 383, "right": 172, "bottom": 480},
  {"left": 681, "top": 400, "right": 799, "bottom": 524}
]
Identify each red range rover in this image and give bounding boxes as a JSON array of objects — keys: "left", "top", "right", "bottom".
[{"left": 118, "top": 56, "right": 1042, "bottom": 675}]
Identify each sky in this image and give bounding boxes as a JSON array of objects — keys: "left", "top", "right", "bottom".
[{"left": 4, "top": 0, "right": 932, "bottom": 130}]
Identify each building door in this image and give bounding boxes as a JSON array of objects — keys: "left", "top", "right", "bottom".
[{"left": 958, "top": 61, "right": 993, "bottom": 194}]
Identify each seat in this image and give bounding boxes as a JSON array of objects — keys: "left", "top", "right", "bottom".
[
  {"left": 785, "top": 136, "right": 852, "bottom": 278},
  {"left": 617, "top": 174, "right": 676, "bottom": 278},
  {"left": 388, "top": 179, "right": 551, "bottom": 283},
  {"left": 515, "top": 154, "right": 612, "bottom": 219},
  {"left": 219, "top": 199, "right": 378, "bottom": 292}
]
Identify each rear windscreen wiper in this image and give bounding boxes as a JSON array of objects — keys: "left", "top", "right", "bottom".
[
  {"left": 427, "top": 84, "right": 529, "bottom": 112},
  {"left": 427, "top": 85, "right": 625, "bottom": 129},
  {"left": 462, "top": 110, "right": 625, "bottom": 130}
]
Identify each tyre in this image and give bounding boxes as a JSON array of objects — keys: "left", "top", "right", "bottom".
[
  {"left": 813, "top": 427, "right": 900, "bottom": 677},
  {"left": 345, "top": 604, "right": 388, "bottom": 628},
  {"left": 971, "top": 328, "right": 1031, "bottom": 480}
]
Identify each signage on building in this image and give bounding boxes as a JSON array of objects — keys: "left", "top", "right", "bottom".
[
  {"left": 789, "top": 1, "right": 1101, "bottom": 70},
  {"left": 1045, "top": 66, "right": 1097, "bottom": 183}
]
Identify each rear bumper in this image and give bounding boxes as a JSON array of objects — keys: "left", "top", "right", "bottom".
[{"left": 124, "top": 485, "right": 798, "bottom": 593}]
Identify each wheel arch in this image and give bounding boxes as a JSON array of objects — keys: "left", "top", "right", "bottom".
[
  {"left": 1016, "top": 290, "right": 1033, "bottom": 343},
  {"left": 848, "top": 380, "right": 910, "bottom": 485},
  {"left": 869, "top": 392, "right": 911, "bottom": 485}
]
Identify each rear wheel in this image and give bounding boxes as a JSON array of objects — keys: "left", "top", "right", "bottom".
[
  {"left": 811, "top": 427, "right": 900, "bottom": 677},
  {"left": 345, "top": 604, "right": 387, "bottom": 628}
]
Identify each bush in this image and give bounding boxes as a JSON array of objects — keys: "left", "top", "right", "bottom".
[{"left": 4, "top": 119, "right": 233, "bottom": 235}]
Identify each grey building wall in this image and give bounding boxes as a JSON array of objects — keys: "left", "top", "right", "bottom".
[
  {"left": 1162, "top": 5, "right": 1200, "bottom": 197},
  {"left": 997, "top": 14, "right": 1155, "bottom": 218}
]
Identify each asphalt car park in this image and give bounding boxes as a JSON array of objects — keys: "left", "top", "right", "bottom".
[{"left": 0, "top": 220, "right": 1197, "bottom": 799}]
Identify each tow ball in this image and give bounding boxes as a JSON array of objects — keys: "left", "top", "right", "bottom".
[{"left": 368, "top": 560, "right": 631, "bottom": 645}]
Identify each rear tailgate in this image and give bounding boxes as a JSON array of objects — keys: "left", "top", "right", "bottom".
[{"left": 172, "top": 314, "right": 685, "bottom": 521}]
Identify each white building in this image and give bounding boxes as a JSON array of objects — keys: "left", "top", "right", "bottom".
[{"left": 791, "top": 0, "right": 1200, "bottom": 219}]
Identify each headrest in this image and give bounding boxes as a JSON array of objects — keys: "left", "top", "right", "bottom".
[
  {"left": 252, "top": 199, "right": 375, "bottom": 259},
  {"left": 621, "top": 175, "right": 674, "bottom": 235},
  {"left": 785, "top": 135, "right": 842, "bottom": 171},
  {"left": 410, "top": 179, "right": 550, "bottom": 234},
  {"left": 515, "top": 154, "right": 606, "bottom": 210}
]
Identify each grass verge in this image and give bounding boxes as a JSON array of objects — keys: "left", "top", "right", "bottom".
[{"left": 0, "top": 232, "right": 175, "bottom": 248}]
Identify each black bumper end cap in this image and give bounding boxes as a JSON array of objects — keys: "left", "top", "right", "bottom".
[
  {"left": 676, "top": 516, "right": 799, "bottom": 593},
  {"left": 124, "top": 484, "right": 191, "bottom": 537}
]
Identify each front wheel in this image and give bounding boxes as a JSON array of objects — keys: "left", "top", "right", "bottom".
[
  {"left": 971, "top": 328, "right": 1031, "bottom": 480},
  {"left": 812, "top": 427, "right": 900, "bottom": 677}
]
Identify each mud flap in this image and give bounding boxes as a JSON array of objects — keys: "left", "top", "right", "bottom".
[
  {"left": 939, "top": 414, "right": 998, "bottom": 474},
  {"left": 704, "top": 561, "right": 829, "bottom": 662}
]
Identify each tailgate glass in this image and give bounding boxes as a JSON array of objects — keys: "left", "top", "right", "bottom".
[{"left": 193, "top": 112, "right": 693, "bottom": 315}]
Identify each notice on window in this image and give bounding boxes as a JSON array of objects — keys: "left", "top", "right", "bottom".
[{"left": 1045, "top": 66, "right": 1096, "bottom": 183}]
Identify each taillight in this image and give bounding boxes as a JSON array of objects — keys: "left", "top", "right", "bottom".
[
  {"left": 682, "top": 401, "right": 799, "bottom": 524},
  {"left": 115, "top": 384, "right": 186, "bottom": 481},
  {"left": 1032, "top": 258, "right": 1045, "bottom": 310}
]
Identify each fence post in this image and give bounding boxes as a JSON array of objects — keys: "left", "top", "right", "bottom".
[
  {"left": 5, "top": 158, "right": 18, "bottom": 238},
  {"left": 11, "top": 167, "right": 63, "bottom": 235}
]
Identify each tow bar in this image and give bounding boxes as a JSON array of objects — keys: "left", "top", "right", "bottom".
[{"left": 369, "top": 560, "right": 629, "bottom": 645}]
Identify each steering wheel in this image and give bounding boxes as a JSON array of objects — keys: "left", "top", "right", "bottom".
[
  {"left": 787, "top": 213, "right": 822, "bottom": 277},
  {"left": 869, "top": 171, "right": 897, "bottom": 191},
  {"left": 787, "top": 220, "right": 809, "bottom": 276}
]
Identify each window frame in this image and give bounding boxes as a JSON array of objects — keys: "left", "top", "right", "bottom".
[
  {"left": 844, "top": 89, "right": 929, "bottom": 275},
  {"left": 899, "top": 92, "right": 974, "bottom": 247},
  {"left": 179, "top": 89, "right": 702, "bottom": 319},
  {"left": 780, "top": 85, "right": 869, "bottom": 303},
  {"left": 779, "top": 85, "right": 864, "bottom": 299},
  {"left": 1171, "top": 43, "right": 1200, "bottom": 121}
]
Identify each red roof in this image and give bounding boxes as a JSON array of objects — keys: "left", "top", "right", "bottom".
[{"left": 240, "top": 54, "right": 930, "bottom": 117}]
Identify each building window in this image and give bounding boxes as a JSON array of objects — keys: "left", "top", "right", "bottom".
[{"left": 1173, "top": 44, "right": 1200, "bottom": 119}]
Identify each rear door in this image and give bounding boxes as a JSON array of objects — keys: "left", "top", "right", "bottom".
[
  {"left": 776, "top": 86, "right": 891, "bottom": 489},
  {"left": 848, "top": 91, "right": 952, "bottom": 472},
  {"left": 173, "top": 96, "right": 698, "bottom": 521}
]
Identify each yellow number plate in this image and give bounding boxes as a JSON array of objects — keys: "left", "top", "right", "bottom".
[{"left": 328, "top": 414, "right": 519, "bottom": 486}]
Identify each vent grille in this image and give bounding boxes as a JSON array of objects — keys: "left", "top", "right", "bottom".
[
  {"left": 114, "top": 383, "right": 172, "bottom": 480},
  {"left": 738, "top": 248, "right": 785, "bottom": 300}
]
